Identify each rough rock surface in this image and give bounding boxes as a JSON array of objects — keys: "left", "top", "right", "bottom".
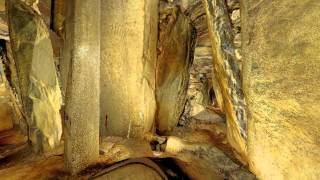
[
  {"left": 180, "top": 33, "right": 225, "bottom": 126},
  {"left": 63, "top": 0, "right": 100, "bottom": 174},
  {"left": 0, "top": 1, "right": 8, "bottom": 40},
  {"left": 37, "top": 0, "right": 51, "bottom": 27},
  {"left": 170, "top": 0, "right": 225, "bottom": 128},
  {"left": 242, "top": 0, "right": 320, "bottom": 179},
  {"left": 52, "top": 0, "right": 66, "bottom": 36},
  {"left": 156, "top": 1, "right": 195, "bottom": 133},
  {"left": 164, "top": 130, "right": 256, "bottom": 180},
  {"left": 202, "top": 0, "right": 247, "bottom": 161},
  {"left": 7, "top": 0, "right": 62, "bottom": 152},
  {"left": 0, "top": 58, "right": 13, "bottom": 132},
  {"left": 100, "top": 0, "right": 159, "bottom": 137}
]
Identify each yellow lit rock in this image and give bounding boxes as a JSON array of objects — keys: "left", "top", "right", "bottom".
[
  {"left": 100, "top": 0, "right": 159, "bottom": 137},
  {"left": 242, "top": 0, "right": 320, "bottom": 179},
  {"left": 7, "top": 0, "right": 62, "bottom": 151},
  {"left": 0, "top": 84, "right": 13, "bottom": 132},
  {"left": 156, "top": 2, "right": 195, "bottom": 133}
]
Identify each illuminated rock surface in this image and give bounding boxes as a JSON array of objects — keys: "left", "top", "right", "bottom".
[
  {"left": 242, "top": 0, "right": 320, "bottom": 179},
  {"left": 63, "top": 0, "right": 100, "bottom": 174},
  {"left": 202, "top": 0, "right": 247, "bottom": 161},
  {"left": 0, "top": 64, "right": 13, "bottom": 132},
  {"left": 156, "top": 1, "right": 195, "bottom": 132},
  {"left": 0, "top": 0, "right": 319, "bottom": 179},
  {"left": 7, "top": 0, "right": 62, "bottom": 152}
]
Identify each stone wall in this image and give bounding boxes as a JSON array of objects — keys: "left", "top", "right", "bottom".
[{"left": 242, "top": 0, "right": 320, "bottom": 179}]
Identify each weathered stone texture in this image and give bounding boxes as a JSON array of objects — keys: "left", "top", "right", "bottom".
[
  {"left": 182, "top": 37, "right": 216, "bottom": 120},
  {"left": 0, "top": 0, "right": 8, "bottom": 40},
  {"left": 63, "top": 0, "right": 100, "bottom": 173},
  {"left": 37, "top": 0, "right": 51, "bottom": 26},
  {"left": 101, "top": 0, "right": 158, "bottom": 137},
  {"left": 52, "top": 0, "right": 66, "bottom": 36},
  {"left": 242, "top": 0, "right": 320, "bottom": 179},
  {"left": 202, "top": 0, "right": 247, "bottom": 162},
  {"left": 156, "top": 1, "right": 195, "bottom": 132},
  {"left": 7, "top": 0, "right": 62, "bottom": 151}
]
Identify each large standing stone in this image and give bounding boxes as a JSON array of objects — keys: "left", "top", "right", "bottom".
[
  {"left": 63, "top": 0, "right": 100, "bottom": 174},
  {"left": 156, "top": 2, "right": 195, "bottom": 132},
  {"left": 100, "top": 0, "right": 159, "bottom": 137},
  {"left": 202, "top": 0, "right": 247, "bottom": 162},
  {"left": 241, "top": 0, "right": 320, "bottom": 179},
  {"left": 7, "top": 0, "right": 62, "bottom": 152}
]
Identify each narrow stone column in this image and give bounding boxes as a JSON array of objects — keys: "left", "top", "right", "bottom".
[
  {"left": 202, "top": 0, "right": 247, "bottom": 162},
  {"left": 63, "top": 0, "right": 100, "bottom": 174}
]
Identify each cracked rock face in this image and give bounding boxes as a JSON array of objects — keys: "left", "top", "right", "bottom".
[
  {"left": 7, "top": 0, "right": 62, "bottom": 151},
  {"left": 242, "top": 0, "right": 320, "bottom": 179}
]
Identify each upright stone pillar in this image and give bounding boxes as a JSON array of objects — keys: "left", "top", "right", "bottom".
[
  {"left": 7, "top": 0, "right": 62, "bottom": 152},
  {"left": 100, "top": 0, "right": 158, "bottom": 137},
  {"left": 156, "top": 2, "right": 195, "bottom": 133},
  {"left": 242, "top": 1, "right": 320, "bottom": 179},
  {"left": 63, "top": 0, "right": 100, "bottom": 174}
]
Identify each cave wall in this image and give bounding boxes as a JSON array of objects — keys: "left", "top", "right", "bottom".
[
  {"left": 202, "top": 0, "right": 247, "bottom": 162},
  {"left": 242, "top": 0, "right": 320, "bottom": 179}
]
